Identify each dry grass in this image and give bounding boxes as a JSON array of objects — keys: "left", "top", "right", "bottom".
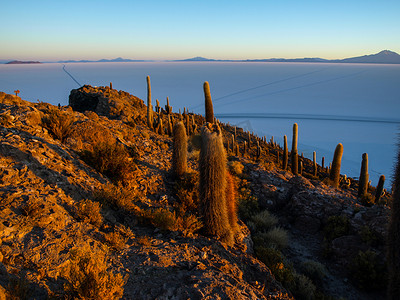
[
  {"left": 75, "top": 199, "right": 103, "bottom": 227},
  {"left": 104, "top": 231, "right": 128, "bottom": 252},
  {"left": 94, "top": 183, "right": 140, "bottom": 212},
  {"left": 142, "top": 207, "right": 203, "bottom": 236},
  {"left": 41, "top": 108, "right": 75, "bottom": 142},
  {"left": 80, "top": 140, "right": 133, "bottom": 183},
  {"left": 61, "top": 246, "right": 127, "bottom": 300}
]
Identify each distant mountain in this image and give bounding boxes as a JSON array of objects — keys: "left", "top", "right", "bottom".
[
  {"left": 177, "top": 50, "right": 400, "bottom": 64},
  {"left": 57, "top": 57, "right": 149, "bottom": 63},
  {"left": 336, "top": 50, "right": 400, "bottom": 64},
  {"left": 6, "top": 60, "right": 41, "bottom": 64}
]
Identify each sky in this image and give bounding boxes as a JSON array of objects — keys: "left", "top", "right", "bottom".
[{"left": 1, "top": 0, "right": 400, "bottom": 61}]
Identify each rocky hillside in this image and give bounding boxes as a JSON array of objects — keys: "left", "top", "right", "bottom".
[{"left": 0, "top": 85, "right": 391, "bottom": 299}]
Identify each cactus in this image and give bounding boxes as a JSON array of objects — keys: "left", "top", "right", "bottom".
[
  {"left": 146, "top": 76, "right": 153, "bottom": 130},
  {"left": 375, "top": 175, "right": 385, "bottom": 203},
  {"left": 322, "top": 156, "right": 325, "bottom": 169},
  {"left": 299, "top": 160, "right": 303, "bottom": 175},
  {"left": 248, "top": 132, "right": 251, "bottom": 148},
  {"left": 185, "top": 114, "right": 191, "bottom": 136},
  {"left": 276, "top": 151, "right": 280, "bottom": 164},
  {"left": 204, "top": 81, "right": 214, "bottom": 123},
  {"left": 225, "top": 171, "right": 238, "bottom": 233},
  {"left": 358, "top": 153, "right": 369, "bottom": 198},
  {"left": 156, "top": 99, "right": 160, "bottom": 113},
  {"left": 199, "top": 123, "right": 233, "bottom": 245},
  {"left": 330, "top": 143, "right": 343, "bottom": 188},
  {"left": 388, "top": 143, "right": 400, "bottom": 299},
  {"left": 313, "top": 151, "right": 317, "bottom": 176},
  {"left": 231, "top": 135, "right": 235, "bottom": 153},
  {"left": 282, "top": 135, "right": 288, "bottom": 170},
  {"left": 243, "top": 141, "right": 247, "bottom": 156},
  {"left": 165, "top": 97, "right": 172, "bottom": 114},
  {"left": 167, "top": 115, "right": 173, "bottom": 136},
  {"left": 172, "top": 122, "right": 187, "bottom": 177},
  {"left": 109, "top": 82, "right": 113, "bottom": 89},
  {"left": 235, "top": 144, "right": 239, "bottom": 156},
  {"left": 291, "top": 123, "right": 298, "bottom": 175}
]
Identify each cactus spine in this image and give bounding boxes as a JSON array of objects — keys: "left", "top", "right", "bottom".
[
  {"left": 172, "top": 122, "right": 187, "bottom": 177},
  {"left": 146, "top": 76, "right": 153, "bottom": 130},
  {"left": 358, "top": 153, "right": 369, "bottom": 198},
  {"left": 282, "top": 135, "right": 288, "bottom": 170},
  {"left": 204, "top": 81, "right": 214, "bottom": 123},
  {"left": 387, "top": 143, "right": 400, "bottom": 299},
  {"left": 330, "top": 143, "right": 343, "bottom": 188},
  {"left": 375, "top": 175, "right": 385, "bottom": 203},
  {"left": 199, "top": 123, "right": 233, "bottom": 245},
  {"left": 291, "top": 123, "right": 298, "bottom": 175}
]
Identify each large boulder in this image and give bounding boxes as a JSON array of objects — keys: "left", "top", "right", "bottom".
[{"left": 69, "top": 85, "right": 145, "bottom": 121}]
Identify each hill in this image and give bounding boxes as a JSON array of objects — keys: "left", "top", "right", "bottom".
[
  {"left": 5, "top": 60, "right": 41, "bottom": 64},
  {"left": 0, "top": 85, "right": 391, "bottom": 299}
]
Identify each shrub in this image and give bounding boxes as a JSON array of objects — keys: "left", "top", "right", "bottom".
[
  {"left": 249, "top": 210, "right": 278, "bottom": 232},
  {"left": 264, "top": 227, "right": 288, "bottom": 250},
  {"left": 75, "top": 199, "right": 103, "bottom": 227},
  {"left": 238, "top": 192, "right": 259, "bottom": 221},
  {"left": 300, "top": 260, "right": 327, "bottom": 284},
  {"left": 174, "top": 172, "right": 199, "bottom": 211},
  {"left": 351, "top": 250, "right": 386, "bottom": 291},
  {"left": 323, "top": 215, "right": 349, "bottom": 241},
  {"left": 104, "top": 231, "right": 127, "bottom": 252},
  {"left": 94, "top": 183, "right": 139, "bottom": 212},
  {"left": 290, "top": 273, "right": 316, "bottom": 300},
  {"left": 228, "top": 161, "right": 244, "bottom": 176},
  {"left": 41, "top": 108, "right": 75, "bottom": 142},
  {"left": 80, "top": 140, "right": 132, "bottom": 183},
  {"left": 142, "top": 207, "right": 202, "bottom": 235},
  {"left": 5, "top": 276, "right": 30, "bottom": 300},
  {"left": 359, "top": 225, "right": 379, "bottom": 246},
  {"left": 61, "top": 246, "right": 127, "bottom": 299}
]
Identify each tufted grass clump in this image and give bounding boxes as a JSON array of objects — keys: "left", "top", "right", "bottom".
[
  {"left": 350, "top": 250, "right": 387, "bottom": 291},
  {"left": 248, "top": 210, "right": 278, "bottom": 232},
  {"left": 80, "top": 140, "right": 133, "bottom": 183},
  {"left": 300, "top": 260, "right": 327, "bottom": 284},
  {"left": 75, "top": 199, "right": 103, "bottom": 227},
  {"left": 41, "top": 107, "right": 75, "bottom": 142},
  {"left": 228, "top": 160, "right": 244, "bottom": 176},
  {"left": 323, "top": 215, "right": 350, "bottom": 241},
  {"left": 61, "top": 246, "right": 127, "bottom": 300}
]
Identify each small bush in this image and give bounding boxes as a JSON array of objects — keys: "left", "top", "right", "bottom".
[
  {"left": 80, "top": 140, "right": 133, "bottom": 183},
  {"left": 300, "top": 260, "right": 327, "bottom": 284},
  {"left": 0, "top": 113, "right": 13, "bottom": 127},
  {"left": 75, "top": 199, "right": 103, "bottom": 227},
  {"left": 350, "top": 250, "right": 386, "bottom": 291},
  {"left": 228, "top": 161, "right": 244, "bottom": 176},
  {"left": 264, "top": 227, "right": 288, "bottom": 250},
  {"left": 360, "top": 193, "right": 374, "bottom": 206},
  {"left": 323, "top": 215, "right": 350, "bottom": 241},
  {"left": 249, "top": 210, "right": 278, "bottom": 232},
  {"left": 5, "top": 276, "right": 30, "bottom": 300},
  {"left": 94, "top": 183, "right": 139, "bottom": 212},
  {"left": 41, "top": 108, "right": 75, "bottom": 142},
  {"left": 142, "top": 207, "right": 202, "bottom": 235},
  {"left": 174, "top": 172, "right": 199, "bottom": 211},
  {"left": 61, "top": 246, "right": 127, "bottom": 299},
  {"left": 290, "top": 273, "right": 316, "bottom": 300},
  {"left": 104, "top": 231, "right": 127, "bottom": 252},
  {"left": 359, "top": 225, "right": 379, "bottom": 246}
]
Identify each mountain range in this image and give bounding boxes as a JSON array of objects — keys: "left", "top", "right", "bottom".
[{"left": 2, "top": 50, "right": 400, "bottom": 64}]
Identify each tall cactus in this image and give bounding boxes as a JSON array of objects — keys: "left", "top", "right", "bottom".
[
  {"left": 375, "top": 175, "right": 385, "bottom": 203},
  {"left": 313, "top": 151, "right": 317, "bottom": 176},
  {"left": 358, "top": 153, "right": 369, "bottom": 198},
  {"left": 167, "top": 115, "right": 173, "bottom": 136},
  {"left": 291, "top": 123, "right": 298, "bottom": 175},
  {"left": 322, "top": 156, "right": 325, "bottom": 169},
  {"left": 282, "top": 135, "right": 288, "bottom": 170},
  {"left": 387, "top": 143, "right": 400, "bottom": 299},
  {"left": 330, "top": 143, "right": 343, "bottom": 188},
  {"left": 226, "top": 171, "right": 238, "bottom": 233},
  {"left": 204, "top": 81, "right": 214, "bottom": 123},
  {"left": 109, "top": 82, "right": 113, "bottom": 89},
  {"left": 146, "top": 76, "right": 153, "bottom": 129},
  {"left": 172, "top": 122, "right": 187, "bottom": 177},
  {"left": 199, "top": 123, "right": 233, "bottom": 245}
]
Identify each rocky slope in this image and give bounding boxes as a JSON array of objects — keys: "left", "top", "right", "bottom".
[{"left": 0, "top": 86, "right": 391, "bottom": 299}]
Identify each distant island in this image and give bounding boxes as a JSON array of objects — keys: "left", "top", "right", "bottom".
[
  {"left": 2, "top": 50, "right": 400, "bottom": 64},
  {"left": 6, "top": 60, "right": 42, "bottom": 64}
]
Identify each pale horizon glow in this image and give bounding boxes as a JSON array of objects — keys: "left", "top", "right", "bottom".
[{"left": 1, "top": 0, "right": 400, "bottom": 61}]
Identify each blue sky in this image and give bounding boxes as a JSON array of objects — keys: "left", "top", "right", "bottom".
[{"left": 1, "top": 0, "right": 399, "bottom": 60}]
